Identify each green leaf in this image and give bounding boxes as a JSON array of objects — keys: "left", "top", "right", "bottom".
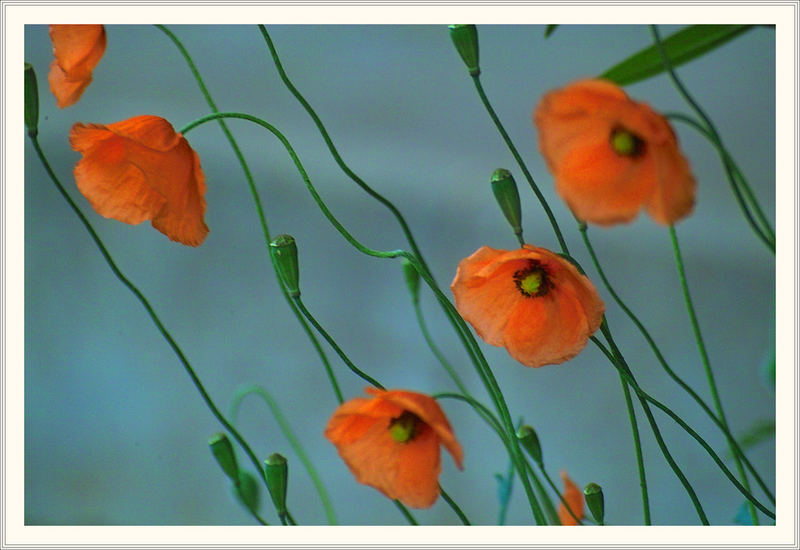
[
  {"left": 600, "top": 25, "right": 754, "bottom": 86},
  {"left": 544, "top": 25, "right": 558, "bottom": 38}
]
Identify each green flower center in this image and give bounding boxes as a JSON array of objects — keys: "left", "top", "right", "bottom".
[
  {"left": 513, "top": 260, "right": 552, "bottom": 298},
  {"left": 610, "top": 127, "right": 645, "bottom": 157},
  {"left": 389, "top": 411, "right": 420, "bottom": 443}
]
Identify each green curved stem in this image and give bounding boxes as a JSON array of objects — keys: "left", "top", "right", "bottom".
[
  {"left": 579, "top": 224, "right": 774, "bottom": 505},
  {"left": 413, "top": 301, "right": 469, "bottom": 396},
  {"left": 229, "top": 384, "right": 338, "bottom": 525},
  {"left": 593, "top": 332, "right": 775, "bottom": 520},
  {"left": 439, "top": 487, "right": 471, "bottom": 525},
  {"left": 470, "top": 74, "right": 570, "bottom": 255},
  {"left": 650, "top": 25, "right": 774, "bottom": 253},
  {"left": 667, "top": 111, "right": 775, "bottom": 255},
  {"left": 256, "top": 24, "right": 433, "bottom": 278},
  {"left": 434, "top": 392, "right": 573, "bottom": 525},
  {"left": 180, "top": 111, "right": 547, "bottom": 524},
  {"left": 29, "top": 136, "right": 271, "bottom": 525},
  {"left": 291, "top": 296, "right": 385, "bottom": 391},
  {"left": 156, "top": 23, "right": 342, "bottom": 417},
  {"left": 593, "top": 329, "right": 708, "bottom": 524},
  {"left": 669, "top": 224, "right": 759, "bottom": 524},
  {"left": 618, "top": 373, "right": 651, "bottom": 524},
  {"left": 256, "top": 27, "right": 536, "bottom": 524}
]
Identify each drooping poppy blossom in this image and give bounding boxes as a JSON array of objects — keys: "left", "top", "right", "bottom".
[
  {"left": 451, "top": 245, "right": 604, "bottom": 367},
  {"left": 48, "top": 25, "right": 107, "bottom": 108},
  {"left": 558, "top": 470, "right": 585, "bottom": 526},
  {"left": 324, "top": 387, "right": 463, "bottom": 509},
  {"left": 70, "top": 115, "right": 209, "bottom": 246},
  {"left": 534, "top": 78, "right": 695, "bottom": 226}
]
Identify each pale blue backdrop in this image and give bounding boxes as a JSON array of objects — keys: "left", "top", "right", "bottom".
[{"left": 24, "top": 24, "right": 776, "bottom": 525}]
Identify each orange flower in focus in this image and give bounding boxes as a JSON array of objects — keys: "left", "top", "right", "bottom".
[
  {"left": 48, "top": 25, "right": 107, "bottom": 108},
  {"left": 451, "top": 245, "right": 604, "bottom": 367},
  {"left": 325, "top": 387, "right": 463, "bottom": 509},
  {"left": 70, "top": 115, "right": 209, "bottom": 246},
  {"left": 558, "top": 471, "right": 585, "bottom": 526},
  {"left": 534, "top": 78, "right": 695, "bottom": 226}
]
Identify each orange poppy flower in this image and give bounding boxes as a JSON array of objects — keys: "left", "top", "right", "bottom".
[
  {"left": 451, "top": 245, "right": 604, "bottom": 367},
  {"left": 70, "top": 115, "right": 209, "bottom": 246},
  {"left": 558, "top": 470, "right": 585, "bottom": 526},
  {"left": 324, "top": 387, "right": 463, "bottom": 509},
  {"left": 48, "top": 25, "right": 107, "bottom": 108},
  {"left": 534, "top": 78, "right": 695, "bottom": 226}
]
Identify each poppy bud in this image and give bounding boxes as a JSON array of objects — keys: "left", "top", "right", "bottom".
[
  {"left": 516, "top": 425, "right": 543, "bottom": 467},
  {"left": 264, "top": 453, "right": 288, "bottom": 516},
  {"left": 233, "top": 471, "right": 260, "bottom": 513},
  {"left": 269, "top": 234, "right": 300, "bottom": 297},
  {"left": 583, "top": 482, "right": 604, "bottom": 525},
  {"left": 24, "top": 63, "right": 39, "bottom": 138},
  {"left": 401, "top": 258, "right": 420, "bottom": 303},
  {"left": 209, "top": 432, "right": 239, "bottom": 483},
  {"left": 491, "top": 169, "right": 523, "bottom": 241},
  {"left": 448, "top": 24, "right": 480, "bottom": 76}
]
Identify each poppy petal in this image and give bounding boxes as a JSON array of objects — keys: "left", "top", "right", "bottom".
[
  {"left": 535, "top": 78, "right": 695, "bottom": 226},
  {"left": 71, "top": 126, "right": 166, "bottom": 225},
  {"left": 502, "top": 284, "right": 590, "bottom": 367},
  {"left": 325, "top": 388, "right": 462, "bottom": 508},
  {"left": 393, "top": 424, "right": 442, "bottom": 508},
  {"left": 555, "top": 127, "right": 656, "bottom": 225},
  {"left": 452, "top": 249, "right": 527, "bottom": 347},
  {"left": 69, "top": 115, "right": 209, "bottom": 246},
  {"left": 48, "top": 25, "right": 106, "bottom": 108},
  {"left": 372, "top": 388, "right": 463, "bottom": 469},
  {"left": 646, "top": 138, "right": 696, "bottom": 225},
  {"left": 558, "top": 471, "right": 584, "bottom": 526}
]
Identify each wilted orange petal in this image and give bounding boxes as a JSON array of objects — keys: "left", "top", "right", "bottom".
[
  {"left": 48, "top": 25, "right": 106, "bottom": 108},
  {"left": 47, "top": 59, "right": 92, "bottom": 109},
  {"left": 502, "top": 283, "right": 589, "bottom": 367},
  {"left": 371, "top": 388, "right": 463, "bottom": 469},
  {"left": 558, "top": 471, "right": 584, "bottom": 526},
  {"left": 70, "top": 125, "right": 166, "bottom": 225},
  {"left": 534, "top": 78, "right": 695, "bottom": 226},
  {"left": 555, "top": 125, "right": 656, "bottom": 226},
  {"left": 70, "top": 115, "right": 209, "bottom": 246},
  {"left": 646, "top": 141, "right": 696, "bottom": 224},
  {"left": 451, "top": 249, "right": 527, "bottom": 347},
  {"left": 392, "top": 424, "right": 442, "bottom": 508}
]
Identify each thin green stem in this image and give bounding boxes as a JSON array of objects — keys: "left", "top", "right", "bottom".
[
  {"left": 470, "top": 75, "right": 570, "bottom": 255},
  {"left": 439, "top": 487, "right": 471, "bottom": 525},
  {"left": 592, "top": 330, "right": 708, "bottom": 524},
  {"left": 669, "top": 224, "right": 758, "bottom": 524},
  {"left": 157, "top": 23, "right": 342, "bottom": 416},
  {"left": 579, "top": 224, "right": 774, "bottom": 505},
  {"left": 29, "top": 136, "right": 270, "bottom": 525},
  {"left": 256, "top": 24, "right": 434, "bottom": 278},
  {"left": 180, "top": 111, "right": 546, "bottom": 524},
  {"left": 413, "top": 300, "right": 469, "bottom": 396},
  {"left": 618, "top": 372, "right": 651, "bottom": 524},
  {"left": 230, "top": 384, "right": 338, "bottom": 525},
  {"left": 292, "top": 296, "right": 385, "bottom": 391},
  {"left": 434, "top": 392, "right": 570, "bottom": 525},
  {"left": 667, "top": 112, "right": 775, "bottom": 252},
  {"left": 650, "top": 25, "right": 774, "bottom": 253},
  {"left": 593, "top": 332, "right": 775, "bottom": 520}
]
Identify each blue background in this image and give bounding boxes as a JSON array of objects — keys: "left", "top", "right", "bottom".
[{"left": 24, "top": 24, "right": 776, "bottom": 525}]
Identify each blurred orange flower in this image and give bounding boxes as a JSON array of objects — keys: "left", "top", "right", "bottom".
[
  {"left": 48, "top": 25, "right": 107, "bottom": 108},
  {"left": 534, "top": 78, "right": 695, "bottom": 226},
  {"left": 70, "top": 115, "right": 209, "bottom": 246},
  {"left": 558, "top": 470, "right": 585, "bottom": 526},
  {"left": 325, "top": 387, "right": 463, "bottom": 509},
  {"left": 451, "top": 245, "right": 604, "bottom": 367}
]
